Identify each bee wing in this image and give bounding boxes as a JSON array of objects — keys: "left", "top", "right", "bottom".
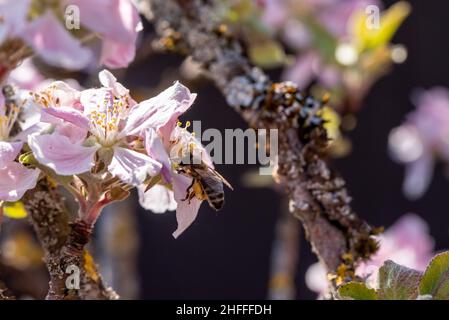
[{"left": 207, "top": 167, "right": 233, "bottom": 190}]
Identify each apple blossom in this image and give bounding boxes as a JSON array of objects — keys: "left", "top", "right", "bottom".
[
  {"left": 140, "top": 123, "right": 214, "bottom": 238},
  {"left": 305, "top": 214, "right": 435, "bottom": 296},
  {"left": 389, "top": 87, "right": 449, "bottom": 199},
  {"left": 0, "top": 86, "right": 40, "bottom": 202}
]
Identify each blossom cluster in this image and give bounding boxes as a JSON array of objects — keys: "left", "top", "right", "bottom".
[{"left": 0, "top": 70, "right": 215, "bottom": 238}]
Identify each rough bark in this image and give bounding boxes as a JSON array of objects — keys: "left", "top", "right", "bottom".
[
  {"left": 23, "top": 179, "right": 118, "bottom": 300},
  {"left": 146, "top": 0, "right": 380, "bottom": 293}
]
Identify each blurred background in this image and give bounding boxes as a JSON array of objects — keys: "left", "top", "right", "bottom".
[
  {"left": 2, "top": 0, "right": 449, "bottom": 300},
  {"left": 127, "top": 0, "right": 449, "bottom": 299}
]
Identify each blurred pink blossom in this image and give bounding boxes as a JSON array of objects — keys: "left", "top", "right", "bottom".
[
  {"left": 389, "top": 87, "right": 449, "bottom": 199},
  {"left": 306, "top": 214, "right": 435, "bottom": 296},
  {"left": 0, "top": 0, "right": 141, "bottom": 70},
  {"left": 0, "top": 87, "right": 40, "bottom": 202}
]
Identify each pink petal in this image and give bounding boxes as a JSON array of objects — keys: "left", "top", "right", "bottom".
[
  {"left": 0, "top": 162, "right": 40, "bottom": 202},
  {"left": 98, "top": 70, "right": 128, "bottom": 96},
  {"left": 0, "top": 141, "right": 23, "bottom": 168},
  {"left": 69, "top": 0, "right": 140, "bottom": 68},
  {"left": 403, "top": 154, "right": 434, "bottom": 200},
  {"left": 172, "top": 174, "right": 202, "bottom": 238},
  {"left": 0, "top": 0, "right": 30, "bottom": 37},
  {"left": 28, "top": 132, "right": 98, "bottom": 175},
  {"left": 138, "top": 184, "right": 176, "bottom": 213},
  {"left": 100, "top": 39, "right": 136, "bottom": 69},
  {"left": 145, "top": 129, "right": 171, "bottom": 182},
  {"left": 42, "top": 106, "right": 90, "bottom": 130},
  {"left": 69, "top": 0, "right": 139, "bottom": 42},
  {"left": 108, "top": 147, "right": 161, "bottom": 186},
  {"left": 23, "top": 11, "right": 92, "bottom": 70},
  {"left": 0, "top": 91, "right": 4, "bottom": 116},
  {"left": 122, "top": 82, "right": 196, "bottom": 137}
]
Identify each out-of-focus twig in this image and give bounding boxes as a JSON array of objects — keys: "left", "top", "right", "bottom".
[
  {"left": 23, "top": 180, "right": 117, "bottom": 300},
  {"left": 145, "top": 0, "right": 379, "bottom": 294},
  {"left": 268, "top": 204, "right": 300, "bottom": 300}
]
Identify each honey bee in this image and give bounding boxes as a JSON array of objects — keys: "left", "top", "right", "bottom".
[{"left": 176, "top": 155, "right": 233, "bottom": 211}]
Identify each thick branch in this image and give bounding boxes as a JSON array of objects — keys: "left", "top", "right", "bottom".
[
  {"left": 23, "top": 180, "right": 117, "bottom": 300},
  {"left": 147, "top": 0, "right": 379, "bottom": 292}
]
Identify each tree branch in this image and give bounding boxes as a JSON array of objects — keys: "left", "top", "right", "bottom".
[
  {"left": 23, "top": 180, "right": 118, "bottom": 300},
  {"left": 146, "top": 0, "right": 380, "bottom": 294}
]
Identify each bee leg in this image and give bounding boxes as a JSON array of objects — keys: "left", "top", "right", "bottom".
[{"left": 182, "top": 180, "right": 195, "bottom": 202}]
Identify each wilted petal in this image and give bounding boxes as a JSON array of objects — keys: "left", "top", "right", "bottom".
[
  {"left": 172, "top": 174, "right": 202, "bottom": 238},
  {"left": 0, "top": 162, "right": 40, "bottom": 202},
  {"left": 122, "top": 82, "right": 196, "bottom": 137},
  {"left": 9, "top": 58, "right": 45, "bottom": 90},
  {"left": 138, "top": 184, "right": 176, "bottom": 213},
  {"left": 0, "top": 141, "right": 23, "bottom": 168},
  {"left": 108, "top": 147, "right": 161, "bottom": 186},
  {"left": 23, "top": 11, "right": 92, "bottom": 70},
  {"left": 28, "top": 132, "right": 98, "bottom": 175}
]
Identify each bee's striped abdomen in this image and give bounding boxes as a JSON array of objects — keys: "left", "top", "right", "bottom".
[{"left": 200, "top": 176, "right": 225, "bottom": 211}]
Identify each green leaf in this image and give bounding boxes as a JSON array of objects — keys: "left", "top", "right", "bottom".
[
  {"left": 351, "top": 1, "right": 411, "bottom": 51},
  {"left": 338, "top": 282, "right": 378, "bottom": 300},
  {"left": 248, "top": 40, "right": 287, "bottom": 68},
  {"left": 19, "top": 151, "right": 37, "bottom": 165},
  {"left": 378, "top": 260, "right": 422, "bottom": 300},
  {"left": 419, "top": 251, "right": 449, "bottom": 300}
]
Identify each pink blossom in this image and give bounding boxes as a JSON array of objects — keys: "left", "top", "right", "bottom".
[
  {"left": 28, "top": 71, "right": 197, "bottom": 190},
  {"left": 306, "top": 214, "right": 435, "bottom": 296},
  {"left": 0, "top": 88, "right": 40, "bottom": 202},
  {"left": 67, "top": 0, "right": 141, "bottom": 68},
  {"left": 389, "top": 87, "right": 449, "bottom": 199},
  {"left": 140, "top": 124, "right": 213, "bottom": 238},
  {"left": 0, "top": 0, "right": 141, "bottom": 70}
]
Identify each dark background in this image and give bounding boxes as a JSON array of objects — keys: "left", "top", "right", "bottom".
[{"left": 122, "top": 0, "right": 449, "bottom": 299}]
